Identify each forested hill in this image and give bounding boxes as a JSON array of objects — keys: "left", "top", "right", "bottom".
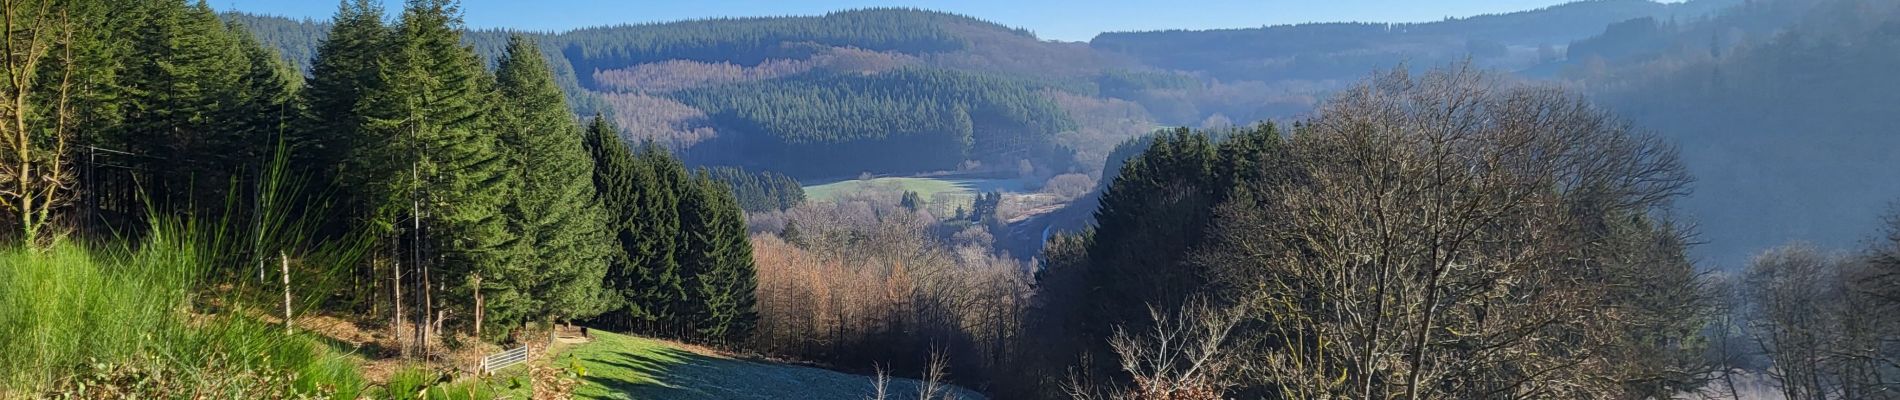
[
  {"left": 1571, "top": 0, "right": 1900, "bottom": 266},
  {"left": 553, "top": 8, "right": 1034, "bottom": 86},
  {"left": 230, "top": 8, "right": 1114, "bottom": 178},
  {"left": 1089, "top": 0, "right": 1739, "bottom": 82}
]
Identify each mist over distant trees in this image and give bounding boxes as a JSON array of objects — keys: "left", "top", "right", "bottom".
[{"left": 1579, "top": 0, "right": 1900, "bottom": 266}]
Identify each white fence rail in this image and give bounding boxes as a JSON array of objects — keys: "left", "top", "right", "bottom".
[{"left": 479, "top": 345, "right": 530, "bottom": 374}]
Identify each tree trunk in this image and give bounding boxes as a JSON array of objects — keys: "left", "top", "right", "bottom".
[
  {"left": 474, "top": 273, "right": 484, "bottom": 340},
  {"left": 392, "top": 255, "right": 406, "bottom": 357},
  {"left": 422, "top": 254, "right": 434, "bottom": 358},
  {"left": 282, "top": 251, "right": 292, "bottom": 335}
]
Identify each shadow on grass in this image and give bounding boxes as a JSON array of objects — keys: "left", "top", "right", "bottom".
[{"left": 583, "top": 346, "right": 738, "bottom": 399}]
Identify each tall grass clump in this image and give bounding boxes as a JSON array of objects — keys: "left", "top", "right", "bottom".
[
  {"left": 0, "top": 142, "right": 373, "bottom": 398},
  {"left": 380, "top": 365, "right": 497, "bottom": 400},
  {"left": 0, "top": 224, "right": 369, "bottom": 398},
  {"left": 0, "top": 240, "right": 193, "bottom": 392}
]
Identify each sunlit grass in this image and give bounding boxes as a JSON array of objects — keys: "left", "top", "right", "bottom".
[
  {"left": 550, "top": 330, "right": 984, "bottom": 399},
  {"left": 0, "top": 232, "right": 368, "bottom": 398}
]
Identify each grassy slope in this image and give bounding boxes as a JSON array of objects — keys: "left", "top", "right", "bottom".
[{"left": 547, "top": 331, "right": 982, "bottom": 400}]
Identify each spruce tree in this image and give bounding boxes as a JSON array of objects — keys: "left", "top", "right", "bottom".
[
  {"left": 682, "top": 172, "right": 758, "bottom": 342},
  {"left": 636, "top": 143, "right": 690, "bottom": 334},
  {"left": 222, "top": 24, "right": 303, "bottom": 177},
  {"left": 299, "top": 0, "right": 387, "bottom": 219},
  {"left": 356, "top": 0, "right": 516, "bottom": 338},
  {"left": 494, "top": 34, "right": 611, "bottom": 329},
  {"left": 116, "top": 0, "right": 247, "bottom": 215},
  {"left": 1076, "top": 128, "right": 1220, "bottom": 370},
  {"left": 583, "top": 117, "right": 686, "bottom": 334},
  {"left": 583, "top": 116, "right": 644, "bottom": 329}
]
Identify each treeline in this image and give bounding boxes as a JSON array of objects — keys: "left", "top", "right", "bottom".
[
  {"left": 0, "top": 0, "right": 759, "bottom": 352},
  {"left": 584, "top": 118, "right": 757, "bottom": 341},
  {"left": 1710, "top": 226, "right": 1900, "bottom": 399},
  {"left": 673, "top": 68, "right": 1076, "bottom": 177},
  {"left": 302, "top": 0, "right": 758, "bottom": 347},
  {"left": 1088, "top": 0, "right": 1728, "bottom": 82},
  {"left": 750, "top": 194, "right": 1030, "bottom": 385},
  {"left": 229, "top": 8, "right": 1069, "bottom": 179},
  {"left": 555, "top": 8, "right": 1029, "bottom": 84},
  {"left": 1001, "top": 66, "right": 1712, "bottom": 398},
  {"left": 222, "top": 11, "right": 327, "bottom": 71},
  {"left": 704, "top": 166, "right": 804, "bottom": 212},
  {"left": 225, "top": 12, "right": 610, "bottom": 119},
  {"left": 1093, "top": 69, "right": 1199, "bottom": 100}
]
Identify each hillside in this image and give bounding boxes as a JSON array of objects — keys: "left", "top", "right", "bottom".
[
  {"left": 1579, "top": 0, "right": 1900, "bottom": 265},
  {"left": 230, "top": 8, "right": 1115, "bottom": 179},
  {"left": 219, "top": 0, "right": 1898, "bottom": 269},
  {"left": 1089, "top": 0, "right": 1740, "bottom": 83},
  {"left": 226, "top": 3, "right": 1749, "bottom": 180},
  {"left": 549, "top": 331, "right": 983, "bottom": 400}
]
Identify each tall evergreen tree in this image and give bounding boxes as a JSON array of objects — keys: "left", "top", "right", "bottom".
[
  {"left": 493, "top": 34, "right": 611, "bottom": 330},
  {"left": 219, "top": 23, "right": 304, "bottom": 199},
  {"left": 1073, "top": 128, "right": 1221, "bottom": 371},
  {"left": 354, "top": 0, "right": 515, "bottom": 338},
  {"left": 583, "top": 117, "right": 685, "bottom": 333},
  {"left": 298, "top": 0, "right": 387, "bottom": 218},
  {"left": 681, "top": 171, "right": 758, "bottom": 342},
  {"left": 583, "top": 116, "right": 644, "bottom": 329},
  {"left": 639, "top": 143, "right": 691, "bottom": 334},
  {"left": 292, "top": 0, "right": 391, "bottom": 318},
  {"left": 115, "top": 0, "right": 248, "bottom": 215}
]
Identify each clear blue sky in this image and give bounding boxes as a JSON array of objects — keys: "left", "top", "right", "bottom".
[{"left": 215, "top": 0, "right": 1613, "bottom": 42}]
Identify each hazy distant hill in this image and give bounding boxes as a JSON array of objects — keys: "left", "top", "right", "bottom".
[
  {"left": 1578, "top": 0, "right": 1900, "bottom": 266},
  {"left": 1090, "top": 0, "right": 1739, "bottom": 83}
]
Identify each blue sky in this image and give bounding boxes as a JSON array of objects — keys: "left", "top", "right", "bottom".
[{"left": 215, "top": 0, "right": 1606, "bottom": 42}]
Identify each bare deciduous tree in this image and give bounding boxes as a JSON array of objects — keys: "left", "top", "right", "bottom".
[
  {"left": 1738, "top": 237, "right": 1900, "bottom": 399},
  {"left": 1197, "top": 64, "right": 1704, "bottom": 399},
  {"left": 1075, "top": 300, "right": 1247, "bottom": 400},
  {"left": 0, "top": 0, "right": 82, "bottom": 246},
  {"left": 753, "top": 191, "right": 1031, "bottom": 384}
]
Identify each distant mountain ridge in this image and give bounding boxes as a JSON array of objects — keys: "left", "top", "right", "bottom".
[{"left": 1089, "top": 0, "right": 1741, "bottom": 82}]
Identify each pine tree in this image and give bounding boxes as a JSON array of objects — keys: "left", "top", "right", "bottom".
[
  {"left": 1075, "top": 128, "right": 1221, "bottom": 371},
  {"left": 493, "top": 34, "right": 611, "bottom": 331},
  {"left": 355, "top": 0, "right": 516, "bottom": 341}
]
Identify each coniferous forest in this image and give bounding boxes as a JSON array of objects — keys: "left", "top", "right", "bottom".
[
  {"left": 2, "top": 0, "right": 759, "bottom": 396},
  {"left": 2, "top": 0, "right": 1897, "bottom": 399}
]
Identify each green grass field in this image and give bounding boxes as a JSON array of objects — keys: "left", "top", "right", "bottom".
[
  {"left": 547, "top": 331, "right": 983, "bottom": 400},
  {"left": 803, "top": 177, "right": 1028, "bottom": 202}
]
